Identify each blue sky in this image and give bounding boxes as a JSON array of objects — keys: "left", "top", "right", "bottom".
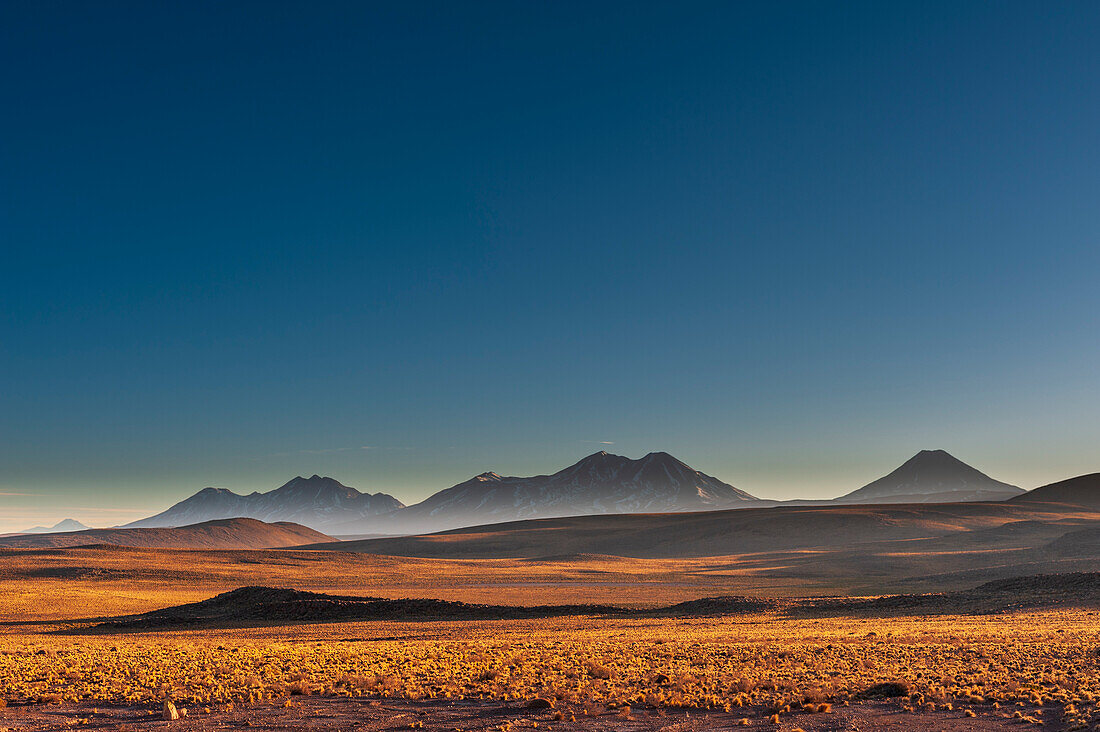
[{"left": 2, "top": 2, "right": 1099, "bottom": 530}]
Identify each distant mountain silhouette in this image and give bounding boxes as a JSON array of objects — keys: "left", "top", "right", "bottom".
[
  {"left": 19, "top": 518, "right": 90, "bottom": 534},
  {"left": 125, "top": 475, "right": 404, "bottom": 532},
  {"left": 1010, "top": 473, "right": 1100, "bottom": 508},
  {"left": 835, "top": 450, "right": 1023, "bottom": 504},
  {"left": 333, "top": 451, "right": 756, "bottom": 534},
  {"left": 124, "top": 449, "right": 1030, "bottom": 537},
  {"left": 0, "top": 518, "right": 330, "bottom": 550}
]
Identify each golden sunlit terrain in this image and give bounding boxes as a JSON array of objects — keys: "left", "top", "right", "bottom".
[
  {"left": 4, "top": 543, "right": 1100, "bottom": 729},
  {"left": 0, "top": 545, "right": 853, "bottom": 622},
  {"left": 4, "top": 612, "right": 1100, "bottom": 729}
]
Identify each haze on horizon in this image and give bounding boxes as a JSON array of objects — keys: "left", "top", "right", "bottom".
[{"left": 2, "top": 2, "right": 1099, "bottom": 532}]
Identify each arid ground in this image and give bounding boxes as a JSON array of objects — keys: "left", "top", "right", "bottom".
[
  {"left": 5, "top": 607, "right": 1100, "bottom": 730},
  {"left": 5, "top": 524, "right": 1100, "bottom": 730}
]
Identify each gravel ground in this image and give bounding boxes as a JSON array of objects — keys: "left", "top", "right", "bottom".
[{"left": 0, "top": 696, "right": 1066, "bottom": 731}]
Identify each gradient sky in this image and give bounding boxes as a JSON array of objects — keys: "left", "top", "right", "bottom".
[{"left": 2, "top": 1, "right": 1099, "bottom": 531}]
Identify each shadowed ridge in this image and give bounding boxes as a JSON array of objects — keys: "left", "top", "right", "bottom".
[
  {"left": 81, "top": 572, "right": 1100, "bottom": 632},
  {"left": 302, "top": 495, "right": 1100, "bottom": 559},
  {"left": 1010, "top": 473, "right": 1100, "bottom": 508},
  {"left": 89, "top": 586, "right": 627, "bottom": 631}
]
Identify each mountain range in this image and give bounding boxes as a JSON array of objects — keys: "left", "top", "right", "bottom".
[
  {"left": 359, "top": 451, "right": 757, "bottom": 534},
  {"left": 125, "top": 475, "right": 403, "bottom": 531},
  {"left": 117, "top": 449, "right": 1030, "bottom": 535}
]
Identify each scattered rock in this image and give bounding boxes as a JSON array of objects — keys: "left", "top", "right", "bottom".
[
  {"left": 163, "top": 700, "right": 179, "bottom": 721},
  {"left": 526, "top": 698, "right": 554, "bottom": 709}
]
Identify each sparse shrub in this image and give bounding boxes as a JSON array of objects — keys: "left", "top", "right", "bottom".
[
  {"left": 584, "top": 660, "right": 612, "bottom": 679},
  {"left": 287, "top": 680, "right": 312, "bottom": 696}
]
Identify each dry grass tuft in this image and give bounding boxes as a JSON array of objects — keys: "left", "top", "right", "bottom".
[{"left": 2, "top": 608, "right": 1100, "bottom": 725}]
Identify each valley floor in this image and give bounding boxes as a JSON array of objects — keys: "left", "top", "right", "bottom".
[{"left": 4, "top": 534, "right": 1100, "bottom": 729}]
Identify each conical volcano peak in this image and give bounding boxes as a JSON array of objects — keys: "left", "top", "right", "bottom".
[
  {"left": 838, "top": 450, "right": 1023, "bottom": 503},
  {"left": 18, "top": 518, "right": 92, "bottom": 534},
  {"left": 908, "top": 449, "right": 959, "bottom": 463}
]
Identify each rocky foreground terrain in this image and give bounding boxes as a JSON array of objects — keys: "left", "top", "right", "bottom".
[{"left": 0, "top": 695, "right": 1078, "bottom": 731}]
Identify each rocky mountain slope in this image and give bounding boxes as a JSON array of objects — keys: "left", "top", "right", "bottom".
[{"left": 338, "top": 451, "right": 757, "bottom": 534}]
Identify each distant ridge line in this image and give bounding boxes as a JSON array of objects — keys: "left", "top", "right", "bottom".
[{"left": 112, "top": 448, "right": 1081, "bottom": 537}]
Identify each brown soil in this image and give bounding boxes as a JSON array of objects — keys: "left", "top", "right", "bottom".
[{"left": 0, "top": 696, "right": 1068, "bottom": 731}]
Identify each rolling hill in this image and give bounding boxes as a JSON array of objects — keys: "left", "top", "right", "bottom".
[
  {"left": 0, "top": 518, "right": 331, "bottom": 550},
  {"left": 1010, "top": 473, "right": 1100, "bottom": 508},
  {"left": 302, "top": 498, "right": 1100, "bottom": 560}
]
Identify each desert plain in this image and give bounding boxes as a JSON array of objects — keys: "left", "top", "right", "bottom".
[{"left": 5, "top": 495, "right": 1100, "bottom": 729}]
